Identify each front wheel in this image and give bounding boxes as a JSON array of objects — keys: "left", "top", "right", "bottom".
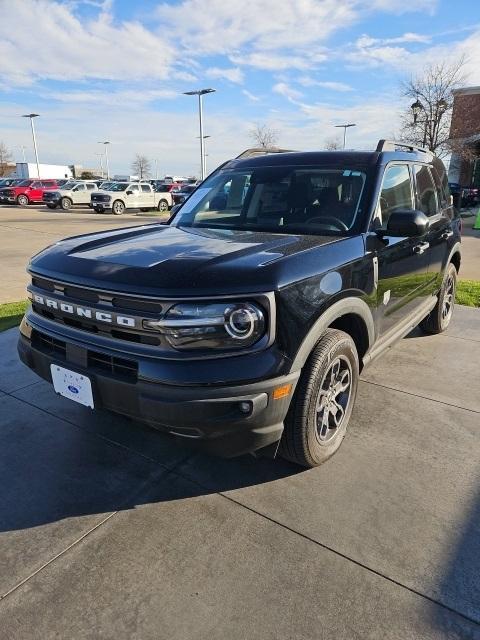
[
  {"left": 280, "top": 329, "right": 359, "bottom": 468},
  {"left": 157, "top": 199, "right": 169, "bottom": 212},
  {"left": 420, "top": 263, "right": 457, "bottom": 334},
  {"left": 46, "top": 203, "right": 57, "bottom": 209},
  {"left": 60, "top": 197, "right": 72, "bottom": 211},
  {"left": 17, "top": 194, "right": 29, "bottom": 206},
  {"left": 112, "top": 200, "right": 125, "bottom": 215}
]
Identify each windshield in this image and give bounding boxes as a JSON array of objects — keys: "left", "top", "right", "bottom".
[
  {"left": 108, "top": 183, "right": 128, "bottom": 191},
  {"left": 173, "top": 166, "right": 367, "bottom": 235}
]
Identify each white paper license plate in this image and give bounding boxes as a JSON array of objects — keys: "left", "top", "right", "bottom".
[{"left": 50, "top": 364, "right": 94, "bottom": 408}]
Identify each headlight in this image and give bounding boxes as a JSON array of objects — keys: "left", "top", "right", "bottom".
[{"left": 143, "top": 301, "right": 266, "bottom": 351}]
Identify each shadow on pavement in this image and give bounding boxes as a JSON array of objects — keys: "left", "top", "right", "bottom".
[{"left": 431, "top": 483, "right": 480, "bottom": 631}]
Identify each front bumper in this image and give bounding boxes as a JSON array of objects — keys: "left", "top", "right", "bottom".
[
  {"left": 91, "top": 200, "right": 112, "bottom": 211},
  {"left": 18, "top": 317, "right": 299, "bottom": 458}
]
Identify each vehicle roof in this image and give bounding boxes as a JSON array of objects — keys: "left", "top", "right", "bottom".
[{"left": 222, "top": 148, "right": 436, "bottom": 170}]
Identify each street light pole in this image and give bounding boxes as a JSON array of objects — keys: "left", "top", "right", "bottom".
[
  {"left": 98, "top": 141, "right": 110, "bottom": 179},
  {"left": 197, "top": 135, "right": 211, "bottom": 177},
  {"left": 335, "top": 123, "right": 356, "bottom": 150},
  {"left": 22, "top": 114, "right": 40, "bottom": 178},
  {"left": 95, "top": 152, "right": 104, "bottom": 178},
  {"left": 183, "top": 89, "right": 216, "bottom": 181}
]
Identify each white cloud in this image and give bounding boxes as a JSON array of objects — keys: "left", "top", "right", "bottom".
[
  {"left": 273, "top": 82, "right": 303, "bottom": 102},
  {"left": 242, "top": 90, "right": 260, "bottom": 102},
  {"left": 206, "top": 67, "right": 244, "bottom": 84},
  {"left": 46, "top": 89, "right": 178, "bottom": 106},
  {"left": 230, "top": 52, "right": 317, "bottom": 71},
  {"left": 298, "top": 77, "right": 353, "bottom": 92},
  {"left": 0, "top": 0, "right": 174, "bottom": 86},
  {"left": 157, "top": 0, "right": 358, "bottom": 55}
]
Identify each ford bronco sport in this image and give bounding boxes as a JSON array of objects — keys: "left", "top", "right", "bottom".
[{"left": 18, "top": 140, "right": 461, "bottom": 468}]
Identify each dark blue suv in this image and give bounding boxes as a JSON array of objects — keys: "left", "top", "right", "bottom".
[{"left": 18, "top": 140, "right": 461, "bottom": 468}]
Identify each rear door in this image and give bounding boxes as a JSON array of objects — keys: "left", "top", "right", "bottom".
[
  {"left": 372, "top": 163, "right": 432, "bottom": 338},
  {"left": 85, "top": 182, "right": 97, "bottom": 204},
  {"left": 415, "top": 163, "right": 454, "bottom": 293},
  {"left": 141, "top": 183, "right": 153, "bottom": 208}
]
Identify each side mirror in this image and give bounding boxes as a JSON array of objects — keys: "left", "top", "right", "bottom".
[
  {"left": 126, "top": 190, "right": 133, "bottom": 195},
  {"left": 383, "top": 209, "right": 429, "bottom": 237}
]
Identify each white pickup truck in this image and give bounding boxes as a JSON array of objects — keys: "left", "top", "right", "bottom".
[{"left": 90, "top": 182, "right": 173, "bottom": 214}]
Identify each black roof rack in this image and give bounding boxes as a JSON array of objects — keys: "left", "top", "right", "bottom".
[
  {"left": 235, "top": 147, "right": 296, "bottom": 159},
  {"left": 376, "top": 139, "right": 430, "bottom": 154}
]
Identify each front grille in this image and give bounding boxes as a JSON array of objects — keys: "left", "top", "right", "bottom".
[
  {"left": 32, "top": 329, "right": 138, "bottom": 381},
  {"left": 91, "top": 194, "right": 111, "bottom": 203},
  {"left": 29, "top": 275, "right": 164, "bottom": 346}
]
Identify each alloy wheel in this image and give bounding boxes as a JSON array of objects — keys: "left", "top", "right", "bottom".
[
  {"left": 315, "top": 356, "right": 352, "bottom": 444},
  {"left": 442, "top": 274, "right": 455, "bottom": 325}
]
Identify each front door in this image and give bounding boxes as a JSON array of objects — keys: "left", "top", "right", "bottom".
[
  {"left": 72, "top": 183, "right": 86, "bottom": 204},
  {"left": 371, "top": 163, "right": 432, "bottom": 338}
]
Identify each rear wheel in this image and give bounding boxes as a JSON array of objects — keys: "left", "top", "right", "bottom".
[
  {"left": 60, "top": 197, "right": 72, "bottom": 211},
  {"left": 420, "top": 263, "right": 457, "bottom": 334},
  {"left": 112, "top": 200, "right": 125, "bottom": 215},
  {"left": 17, "top": 194, "right": 29, "bottom": 206},
  {"left": 157, "top": 199, "right": 169, "bottom": 212},
  {"left": 280, "top": 329, "right": 359, "bottom": 468}
]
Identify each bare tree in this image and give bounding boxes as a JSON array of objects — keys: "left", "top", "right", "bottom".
[
  {"left": 131, "top": 154, "right": 151, "bottom": 179},
  {"left": 324, "top": 137, "right": 342, "bottom": 151},
  {"left": 0, "top": 141, "right": 13, "bottom": 177},
  {"left": 249, "top": 123, "right": 279, "bottom": 149},
  {"left": 397, "top": 58, "right": 468, "bottom": 157}
]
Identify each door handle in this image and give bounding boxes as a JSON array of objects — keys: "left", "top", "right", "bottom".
[
  {"left": 441, "top": 230, "right": 453, "bottom": 240},
  {"left": 413, "top": 241, "right": 430, "bottom": 255}
]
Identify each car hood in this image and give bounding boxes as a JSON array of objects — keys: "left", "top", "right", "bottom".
[{"left": 29, "top": 223, "right": 362, "bottom": 296}]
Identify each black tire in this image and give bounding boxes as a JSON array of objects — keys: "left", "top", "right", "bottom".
[
  {"left": 60, "top": 197, "right": 72, "bottom": 211},
  {"left": 280, "top": 329, "right": 359, "bottom": 468},
  {"left": 157, "top": 199, "right": 169, "bottom": 212},
  {"left": 93, "top": 207, "right": 102, "bottom": 213},
  {"left": 46, "top": 203, "right": 57, "bottom": 209},
  {"left": 112, "top": 200, "right": 125, "bottom": 215},
  {"left": 17, "top": 194, "right": 29, "bottom": 206},
  {"left": 420, "top": 263, "right": 457, "bottom": 334}
]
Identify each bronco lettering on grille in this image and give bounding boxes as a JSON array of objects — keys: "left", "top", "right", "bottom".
[{"left": 33, "top": 294, "right": 136, "bottom": 328}]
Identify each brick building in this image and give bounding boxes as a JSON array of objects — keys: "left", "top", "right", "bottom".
[{"left": 448, "top": 86, "right": 480, "bottom": 187}]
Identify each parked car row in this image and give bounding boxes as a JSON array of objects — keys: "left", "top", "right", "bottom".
[
  {"left": 448, "top": 182, "right": 480, "bottom": 208},
  {"left": 0, "top": 177, "right": 202, "bottom": 213},
  {"left": 0, "top": 175, "right": 201, "bottom": 213}
]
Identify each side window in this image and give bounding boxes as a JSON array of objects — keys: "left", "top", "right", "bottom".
[
  {"left": 375, "top": 164, "right": 413, "bottom": 230},
  {"left": 414, "top": 165, "right": 438, "bottom": 217},
  {"left": 430, "top": 167, "right": 448, "bottom": 209},
  {"left": 31, "top": 182, "right": 42, "bottom": 189},
  {"left": 75, "top": 183, "right": 86, "bottom": 191},
  {"left": 141, "top": 184, "right": 151, "bottom": 192},
  {"left": 86, "top": 183, "right": 95, "bottom": 190},
  {"left": 129, "top": 184, "right": 139, "bottom": 192}
]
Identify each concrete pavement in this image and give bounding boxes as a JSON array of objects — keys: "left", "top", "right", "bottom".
[{"left": 0, "top": 305, "right": 479, "bottom": 638}]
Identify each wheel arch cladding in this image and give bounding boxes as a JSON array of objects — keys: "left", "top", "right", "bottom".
[{"left": 290, "top": 297, "right": 374, "bottom": 373}]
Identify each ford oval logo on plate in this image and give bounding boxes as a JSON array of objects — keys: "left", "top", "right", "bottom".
[{"left": 68, "top": 385, "right": 79, "bottom": 394}]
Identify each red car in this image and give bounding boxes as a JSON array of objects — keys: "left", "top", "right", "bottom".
[{"left": 0, "top": 179, "right": 59, "bottom": 206}]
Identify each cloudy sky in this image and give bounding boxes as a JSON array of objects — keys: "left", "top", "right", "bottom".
[{"left": 0, "top": 0, "right": 479, "bottom": 176}]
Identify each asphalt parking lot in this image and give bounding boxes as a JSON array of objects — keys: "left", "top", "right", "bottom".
[
  {"left": 0, "top": 305, "right": 479, "bottom": 638},
  {"left": 0, "top": 205, "right": 165, "bottom": 303}
]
